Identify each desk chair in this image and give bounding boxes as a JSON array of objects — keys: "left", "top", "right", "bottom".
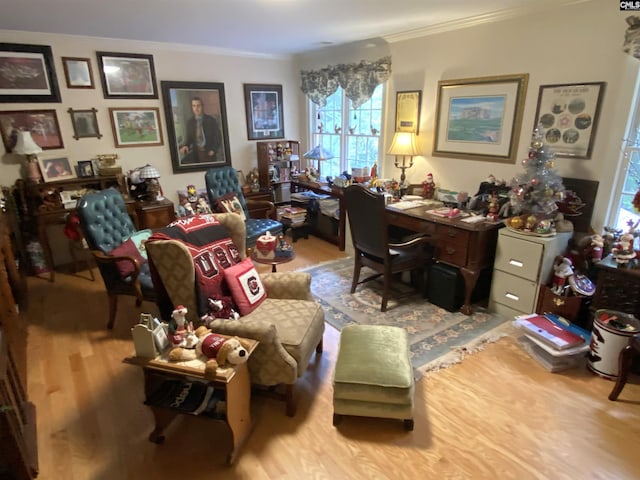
[
  {"left": 609, "top": 334, "right": 640, "bottom": 401},
  {"left": 343, "top": 184, "right": 431, "bottom": 312},
  {"left": 77, "top": 188, "right": 157, "bottom": 329},
  {"left": 205, "top": 166, "right": 282, "bottom": 250}
]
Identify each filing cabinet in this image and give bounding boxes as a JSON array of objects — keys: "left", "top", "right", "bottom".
[{"left": 489, "top": 228, "right": 572, "bottom": 319}]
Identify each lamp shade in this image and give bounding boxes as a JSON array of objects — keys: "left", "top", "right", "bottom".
[
  {"left": 138, "top": 164, "right": 160, "bottom": 179},
  {"left": 387, "top": 132, "right": 419, "bottom": 156},
  {"left": 13, "top": 130, "right": 42, "bottom": 155},
  {"left": 303, "top": 145, "right": 334, "bottom": 160}
]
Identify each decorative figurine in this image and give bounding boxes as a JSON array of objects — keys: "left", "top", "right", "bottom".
[
  {"left": 551, "top": 257, "right": 574, "bottom": 295},
  {"left": 612, "top": 232, "right": 637, "bottom": 265},
  {"left": 422, "top": 173, "right": 436, "bottom": 200}
]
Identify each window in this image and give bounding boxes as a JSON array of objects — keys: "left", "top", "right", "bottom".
[
  {"left": 608, "top": 75, "right": 640, "bottom": 233},
  {"left": 308, "top": 85, "right": 384, "bottom": 180}
]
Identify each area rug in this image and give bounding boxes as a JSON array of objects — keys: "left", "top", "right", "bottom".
[{"left": 301, "top": 258, "right": 512, "bottom": 379}]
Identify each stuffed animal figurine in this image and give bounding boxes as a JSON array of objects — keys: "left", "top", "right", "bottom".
[
  {"left": 200, "top": 295, "right": 240, "bottom": 327},
  {"left": 169, "top": 326, "right": 250, "bottom": 379},
  {"left": 169, "top": 305, "right": 197, "bottom": 348}
]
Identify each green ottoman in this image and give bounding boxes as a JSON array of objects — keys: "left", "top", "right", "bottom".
[{"left": 333, "top": 324, "right": 414, "bottom": 430}]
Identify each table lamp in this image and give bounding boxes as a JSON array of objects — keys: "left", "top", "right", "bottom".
[
  {"left": 303, "top": 145, "right": 334, "bottom": 179},
  {"left": 138, "top": 164, "right": 163, "bottom": 201},
  {"left": 388, "top": 131, "right": 419, "bottom": 186},
  {"left": 13, "top": 130, "right": 43, "bottom": 183}
]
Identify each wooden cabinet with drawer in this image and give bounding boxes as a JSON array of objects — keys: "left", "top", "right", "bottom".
[{"left": 489, "top": 228, "right": 571, "bottom": 319}]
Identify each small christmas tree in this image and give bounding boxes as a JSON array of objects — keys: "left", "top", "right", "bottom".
[{"left": 508, "top": 125, "right": 565, "bottom": 219}]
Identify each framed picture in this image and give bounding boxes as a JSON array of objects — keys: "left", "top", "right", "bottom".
[
  {"left": 62, "top": 57, "right": 94, "bottom": 89},
  {"left": 77, "top": 160, "right": 95, "bottom": 178},
  {"left": 161, "top": 80, "right": 232, "bottom": 173},
  {"left": 96, "top": 51, "right": 158, "bottom": 99},
  {"left": 433, "top": 73, "right": 529, "bottom": 164},
  {"left": 533, "top": 82, "right": 606, "bottom": 159},
  {"left": 0, "top": 109, "right": 64, "bottom": 151},
  {"left": 108, "top": 107, "right": 164, "bottom": 148},
  {"left": 68, "top": 108, "right": 102, "bottom": 140},
  {"left": 395, "top": 90, "right": 422, "bottom": 134},
  {"left": 0, "top": 42, "right": 61, "bottom": 103},
  {"left": 243, "top": 83, "right": 284, "bottom": 140},
  {"left": 38, "top": 157, "right": 75, "bottom": 182}
]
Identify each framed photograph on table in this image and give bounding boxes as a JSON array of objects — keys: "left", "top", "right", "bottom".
[
  {"left": 108, "top": 107, "right": 164, "bottom": 148},
  {"left": 0, "top": 109, "right": 64, "bottom": 151},
  {"left": 243, "top": 83, "right": 284, "bottom": 140},
  {"left": 96, "top": 51, "right": 158, "bottom": 99},
  {"left": 39, "top": 157, "right": 75, "bottom": 182},
  {"left": 77, "top": 160, "right": 95, "bottom": 178},
  {"left": 395, "top": 90, "right": 422, "bottom": 134},
  {"left": 62, "top": 57, "right": 94, "bottom": 89},
  {"left": 161, "top": 80, "right": 232, "bottom": 173},
  {"left": 433, "top": 73, "right": 529, "bottom": 164},
  {"left": 0, "top": 42, "right": 61, "bottom": 103},
  {"left": 68, "top": 108, "right": 102, "bottom": 140},
  {"left": 533, "top": 82, "right": 606, "bottom": 159}
]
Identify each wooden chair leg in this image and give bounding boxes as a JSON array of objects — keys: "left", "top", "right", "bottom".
[
  {"left": 316, "top": 338, "right": 323, "bottom": 354},
  {"left": 285, "top": 384, "right": 296, "bottom": 417},
  {"left": 107, "top": 294, "right": 118, "bottom": 330},
  {"left": 350, "top": 257, "right": 361, "bottom": 294},
  {"left": 609, "top": 344, "right": 636, "bottom": 401}
]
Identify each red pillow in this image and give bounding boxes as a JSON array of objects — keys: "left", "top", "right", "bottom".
[
  {"left": 213, "top": 193, "right": 247, "bottom": 221},
  {"left": 109, "top": 239, "right": 146, "bottom": 278},
  {"left": 224, "top": 258, "right": 267, "bottom": 315}
]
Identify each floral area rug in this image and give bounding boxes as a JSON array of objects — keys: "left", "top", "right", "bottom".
[{"left": 301, "top": 258, "right": 512, "bottom": 379}]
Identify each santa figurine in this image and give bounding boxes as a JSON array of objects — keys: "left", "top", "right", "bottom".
[
  {"left": 551, "top": 257, "right": 574, "bottom": 295},
  {"left": 422, "top": 173, "right": 436, "bottom": 200},
  {"left": 169, "top": 305, "right": 196, "bottom": 347}
]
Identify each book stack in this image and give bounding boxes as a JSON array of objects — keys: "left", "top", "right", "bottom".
[
  {"left": 281, "top": 206, "right": 307, "bottom": 226},
  {"left": 513, "top": 313, "right": 591, "bottom": 373}
]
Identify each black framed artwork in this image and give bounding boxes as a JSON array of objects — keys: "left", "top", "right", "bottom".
[
  {"left": 96, "top": 51, "right": 158, "bottom": 99},
  {"left": 161, "top": 80, "right": 231, "bottom": 173},
  {"left": 243, "top": 83, "right": 284, "bottom": 140},
  {"left": 0, "top": 42, "right": 61, "bottom": 103}
]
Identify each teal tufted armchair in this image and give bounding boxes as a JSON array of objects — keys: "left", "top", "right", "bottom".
[
  {"left": 205, "top": 166, "right": 283, "bottom": 250},
  {"left": 76, "top": 188, "right": 158, "bottom": 329}
]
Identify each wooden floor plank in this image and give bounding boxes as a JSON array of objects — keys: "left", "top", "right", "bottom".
[{"left": 23, "top": 235, "right": 640, "bottom": 479}]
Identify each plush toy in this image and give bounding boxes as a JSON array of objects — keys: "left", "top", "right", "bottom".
[
  {"left": 551, "top": 257, "right": 574, "bottom": 295},
  {"left": 200, "top": 295, "right": 240, "bottom": 327},
  {"left": 169, "top": 326, "right": 250, "bottom": 379}
]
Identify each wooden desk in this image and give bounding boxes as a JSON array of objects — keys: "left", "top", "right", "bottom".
[
  {"left": 125, "top": 337, "right": 258, "bottom": 465},
  {"left": 386, "top": 206, "right": 502, "bottom": 315},
  {"left": 290, "top": 181, "right": 345, "bottom": 251}
]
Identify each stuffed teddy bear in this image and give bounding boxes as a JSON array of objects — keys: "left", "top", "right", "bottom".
[
  {"left": 200, "top": 295, "right": 240, "bottom": 327},
  {"left": 169, "top": 326, "right": 250, "bottom": 379}
]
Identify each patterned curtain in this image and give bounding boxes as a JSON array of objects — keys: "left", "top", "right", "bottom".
[
  {"left": 300, "top": 56, "right": 392, "bottom": 108},
  {"left": 623, "top": 15, "right": 640, "bottom": 59}
]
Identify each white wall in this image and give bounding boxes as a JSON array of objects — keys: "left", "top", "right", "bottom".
[
  {"left": 0, "top": 30, "right": 302, "bottom": 207},
  {"left": 378, "top": 0, "right": 637, "bottom": 231}
]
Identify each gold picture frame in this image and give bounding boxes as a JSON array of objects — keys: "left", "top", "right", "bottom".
[
  {"left": 433, "top": 73, "right": 529, "bottom": 164},
  {"left": 395, "top": 90, "right": 422, "bottom": 134}
]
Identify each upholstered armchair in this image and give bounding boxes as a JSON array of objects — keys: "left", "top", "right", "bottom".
[
  {"left": 205, "top": 166, "right": 283, "bottom": 250},
  {"left": 76, "top": 188, "right": 158, "bottom": 329},
  {"left": 146, "top": 212, "right": 324, "bottom": 416}
]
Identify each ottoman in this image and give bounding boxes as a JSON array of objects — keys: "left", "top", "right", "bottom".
[{"left": 332, "top": 325, "right": 414, "bottom": 430}]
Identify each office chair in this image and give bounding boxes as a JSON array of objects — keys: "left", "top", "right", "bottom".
[{"left": 343, "top": 184, "right": 431, "bottom": 312}]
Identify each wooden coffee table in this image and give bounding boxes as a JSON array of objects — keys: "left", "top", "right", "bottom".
[{"left": 251, "top": 251, "right": 295, "bottom": 272}]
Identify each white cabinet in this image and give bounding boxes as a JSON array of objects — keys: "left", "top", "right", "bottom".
[{"left": 489, "top": 229, "right": 572, "bottom": 319}]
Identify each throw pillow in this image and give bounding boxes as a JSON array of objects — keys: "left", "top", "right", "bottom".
[
  {"left": 127, "top": 229, "right": 152, "bottom": 259},
  {"left": 224, "top": 258, "right": 267, "bottom": 315},
  {"left": 109, "top": 238, "right": 146, "bottom": 278},
  {"left": 213, "top": 193, "right": 247, "bottom": 222}
]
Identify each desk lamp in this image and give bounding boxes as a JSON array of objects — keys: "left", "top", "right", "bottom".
[
  {"left": 13, "top": 130, "right": 43, "bottom": 183},
  {"left": 138, "top": 164, "right": 163, "bottom": 201},
  {"left": 303, "top": 145, "right": 334, "bottom": 179},
  {"left": 388, "top": 131, "right": 419, "bottom": 186}
]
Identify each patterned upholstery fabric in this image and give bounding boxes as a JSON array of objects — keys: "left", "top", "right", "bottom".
[
  {"left": 146, "top": 212, "right": 324, "bottom": 391},
  {"left": 205, "top": 166, "right": 283, "bottom": 248}
]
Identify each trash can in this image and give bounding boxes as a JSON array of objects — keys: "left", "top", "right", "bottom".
[{"left": 587, "top": 309, "right": 640, "bottom": 379}]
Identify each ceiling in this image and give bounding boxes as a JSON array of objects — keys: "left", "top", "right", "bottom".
[{"left": 1, "top": 0, "right": 587, "bottom": 57}]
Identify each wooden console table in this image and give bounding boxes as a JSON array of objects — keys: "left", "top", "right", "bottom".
[
  {"left": 125, "top": 337, "right": 258, "bottom": 465},
  {"left": 386, "top": 206, "right": 503, "bottom": 315}
]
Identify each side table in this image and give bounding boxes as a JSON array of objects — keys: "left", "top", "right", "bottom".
[
  {"left": 251, "top": 251, "right": 295, "bottom": 272},
  {"left": 125, "top": 336, "right": 258, "bottom": 465}
]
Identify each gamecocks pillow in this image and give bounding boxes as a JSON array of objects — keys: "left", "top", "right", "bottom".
[
  {"left": 213, "top": 193, "right": 247, "bottom": 222},
  {"left": 224, "top": 258, "right": 267, "bottom": 315}
]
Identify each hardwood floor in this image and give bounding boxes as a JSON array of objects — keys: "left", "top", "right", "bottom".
[{"left": 25, "top": 235, "right": 640, "bottom": 480}]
